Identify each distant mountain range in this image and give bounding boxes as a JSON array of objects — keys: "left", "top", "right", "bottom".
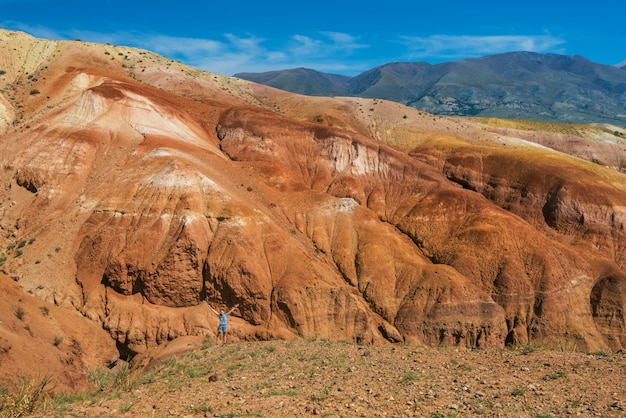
[{"left": 236, "top": 52, "right": 626, "bottom": 126}]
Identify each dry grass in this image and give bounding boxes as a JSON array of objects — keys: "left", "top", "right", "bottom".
[
  {"left": 0, "top": 374, "right": 52, "bottom": 418},
  {"left": 467, "top": 117, "right": 589, "bottom": 136}
]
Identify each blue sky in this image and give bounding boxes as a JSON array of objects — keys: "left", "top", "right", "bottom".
[{"left": 1, "top": 0, "right": 625, "bottom": 76}]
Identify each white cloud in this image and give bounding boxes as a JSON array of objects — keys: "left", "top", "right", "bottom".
[
  {"left": 145, "top": 35, "right": 223, "bottom": 57},
  {"left": 400, "top": 34, "right": 566, "bottom": 61},
  {"left": 140, "top": 31, "right": 369, "bottom": 75},
  {"left": 223, "top": 34, "right": 265, "bottom": 54},
  {"left": 291, "top": 35, "right": 324, "bottom": 56},
  {"left": 291, "top": 32, "right": 367, "bottom": 57}
]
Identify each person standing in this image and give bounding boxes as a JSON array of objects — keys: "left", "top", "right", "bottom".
[{"left": 207, "top": 300, "right": 239, "bottom": 345}]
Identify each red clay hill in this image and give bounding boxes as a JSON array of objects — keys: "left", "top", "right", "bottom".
[{"left": 1, "top": 29, "right": 625, "bottom": 390}]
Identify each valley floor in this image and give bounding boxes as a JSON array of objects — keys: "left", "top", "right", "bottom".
[{"left": 33, "top": 339, "right": 626, "bottom": 417}]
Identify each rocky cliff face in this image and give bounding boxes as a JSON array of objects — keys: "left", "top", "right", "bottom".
[{"left": 1, "top": 30, "right": 626, "bottom": 385}]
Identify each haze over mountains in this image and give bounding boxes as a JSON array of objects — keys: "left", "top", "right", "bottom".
[
  {"left": 236, "top": 52, "right": 626, "bottom": 126},
  {"left": 1, "top": 29, "right": 626, "bottom": 391}
]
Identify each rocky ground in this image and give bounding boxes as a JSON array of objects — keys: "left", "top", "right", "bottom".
[{"left": 24, "top": 339, "right": 626, "bottom": 417}]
